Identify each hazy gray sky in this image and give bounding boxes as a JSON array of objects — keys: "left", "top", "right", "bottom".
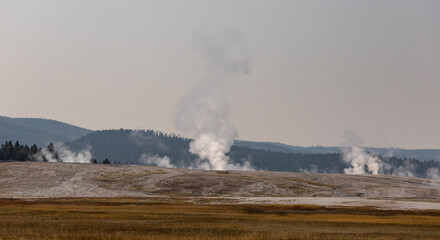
[{"left": 1, "top": 0, "right": 439, "bottom": 148}]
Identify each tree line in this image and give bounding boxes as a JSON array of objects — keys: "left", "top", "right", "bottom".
[
  {"left": 0, "top": 141, "right": 40, "bottom": 161},
  {"left": 0, "top": 140, "right": 118, "bottom": 164},
  {"left": 3, "top": 131, "right": 440, "bottom": 179},
  {"left": 66, "top": 129, "right": 440, "bottom": 178}
]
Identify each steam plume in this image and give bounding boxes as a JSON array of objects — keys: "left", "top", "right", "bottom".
[
  {"left": 391, "top": 160, "right": 416, "bottom": 177},
  {"left": 174, "top": 27, "right": 252, "bottom": 170},
  {"left": 342, "top": 146, "right": 382, "bottom": 174},
  {"left": 139, "top": 153, "right": 175, "bottom": 168},
  {"left": 427, "top": 168, "right": 440, "bottom": 191},
  {"left": 34, "top": 143, "right": 92, "bottom": 163},
  {"left": 427, "top": 168, "right": 440, "bottom": 180},
  {"left": 341, "top": 130, "right": 382, "bottom": 175}
]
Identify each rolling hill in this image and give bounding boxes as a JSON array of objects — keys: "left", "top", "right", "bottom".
[
  {"left": 1, "top": 116, "right": 439, "bottom": 161},
  {"left": 0, "top": 116, "right": 91, "bottom": 147},
  {"left": 235, "top": 140, "right": 440, "bottom": 161},
  {"left": 66, "top": 129, "right": 440, "bottom": 178},
  {"left": 1, "top": 117, "right": 439, "bottom": 177},
  {"left": 1, "top": 162, "right": 439, "bottom": 208}
]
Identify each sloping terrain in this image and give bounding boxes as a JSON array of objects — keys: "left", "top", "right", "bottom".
[
  {"left": 235, "top": 140, "right": 440, "bottom": 161},
  {"left": 0, "top": 116, "right": 91, "bottom": 147},
  {"left": 66, "top": 129, "right": 440, "bottom": 177},
  {"left": 1, "top": 162, "right": 439, "bottom": 210}
]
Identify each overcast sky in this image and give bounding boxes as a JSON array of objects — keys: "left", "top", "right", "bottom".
[{"left": 1, "top": 0, "right": 439, "bottom": 148}]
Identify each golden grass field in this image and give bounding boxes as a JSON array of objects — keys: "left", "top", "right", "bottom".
[{"left": 0, "top": 198, "right": 440, "bottom": 240}]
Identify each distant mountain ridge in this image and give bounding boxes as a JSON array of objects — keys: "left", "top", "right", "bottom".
[
  {"left": 235, "top": 140, "right": 341, "bottom": 154},
  {"left": 66, "top": 129, "right": 347, "bottom": 172},
  {"left": 1, "top": 116, "right": 439, "bottom": 161},
  {"left": 66, "top": 129, "right": 440, "bottom": 178},
  {"left": 235, "top": 140, "right": 440, "bottom": 161},
  {"left": 0, "top": 116, "right": 91, "bottom": 147}
]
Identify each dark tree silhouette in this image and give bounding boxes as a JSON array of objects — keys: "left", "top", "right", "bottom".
[{"left": 0, "top": 140, "right": 41, "bottom": 161}]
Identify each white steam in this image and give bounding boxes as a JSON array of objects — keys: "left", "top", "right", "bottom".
[
  {"left": 427, "top": 168, "right": 440, "bottom": 180},
  {"left": 341, "top": 130, "right": 382, "bottom": 175},
  {"left": 174, "top": 27, "right": 253, "bottom": 171},
  {"left": 34, "top": 143, "right": 92, "bottom": 163},
  {"left": 391, "top": 160, "right": 416, "bottom": 177},
  {"left": 139, "top": 153, "right": 175, "bottom": 168},
  {"left": 342, "top": 146, "right": 382, "bottom": 175},
  {"left": 427, "top": 168, "right": 440, "bottom": 191}
]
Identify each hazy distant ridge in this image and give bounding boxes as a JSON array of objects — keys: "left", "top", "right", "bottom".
[
  {"left": 1, "top": 116, "right": 439, "bottom": 161},
  {"left": 64, "top": 129, "right": 440, "bottom": 178},
  {"left": 0, "top": 116, "right": 91, "bottom": 147},
  {"left": 235, "top": 140, "right": 440, "bottom": 161}
]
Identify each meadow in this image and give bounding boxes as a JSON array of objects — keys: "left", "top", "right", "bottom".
[{"left": 0, "top": 198, "right": 439, "bottom": 240}]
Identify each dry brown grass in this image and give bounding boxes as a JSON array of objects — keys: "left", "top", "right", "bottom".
[
  {"left": 0, "top": 198, "right": 439, "bottom": 240},
  {"left": 93, "top": 170, "right": 166, "bottom": 192}
]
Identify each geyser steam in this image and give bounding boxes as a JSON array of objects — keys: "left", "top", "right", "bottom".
[
  {"left": 174, "top": 27, "right": 252, "bottom": 170},
  {"left": 341, "top": 130, "right": 382, "bottom": 175},
  {"left": 34, "top": 143, "right": 92, "bottom": 163},
  {"left": 139, "top": 153, "right": 175, "bottom": 168},
  {"left": 342, "top": 146, "right": 382, "bottom": 175}
]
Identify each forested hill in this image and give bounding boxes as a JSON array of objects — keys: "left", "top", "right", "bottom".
[
  {"left": 68, "top": 129, "right": 195, "bottom": 166},
  {"left": 2, "top": 116, "right": 438, "bottom": 161},
  {"left": 66, "top": 129, "right": 345, "bottom": 171},
  {"left": 235, "top": 140, "right": 440, "bottom": 161},
  {"left": 67, "top": 129, "right": 440, "bottom": 178},
  {"left": 0, "top": 116, "right": 91, "bottom": 147},
  {"left": 235, "top": 140, "right": 341, "bottom": 154}
]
